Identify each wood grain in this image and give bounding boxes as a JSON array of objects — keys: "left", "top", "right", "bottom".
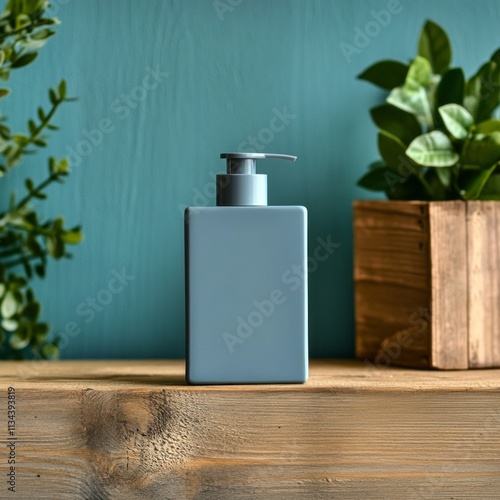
[
  {"left": 1, "top": 360, "right": 500, "bottom": 499},
  {"left": 467, "top": 201, "right": 500, "bottom": 368},
  {"left": 429, "top": 202, "right": 468, "bottom": 369},
  {"left": 354, "top": 201, "right": 431, "bottom": 369}
]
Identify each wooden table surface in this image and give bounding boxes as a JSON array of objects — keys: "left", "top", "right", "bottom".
[{"left": 1, "top": 360, "right": 499, "bottom": 499}]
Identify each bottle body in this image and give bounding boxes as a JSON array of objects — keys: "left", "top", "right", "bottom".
[{"left": 185, "top": 206, "right": 308, "bottom": 384}]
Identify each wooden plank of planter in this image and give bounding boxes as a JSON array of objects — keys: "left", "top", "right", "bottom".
[
  {"left": 1, "top": 359, "right": 500, "bottom": 499},
  {"left": 354, "top": 201, "right": 431, "bottom": 368},
  {"left": 354, "top": 200, "right": 469, "bottom": 369},
  {"left": 429, "top": 202, "right": 468, "bottom": 369},
  {"left": 467, "top": 201, "right": 500, "bottom": 368}
]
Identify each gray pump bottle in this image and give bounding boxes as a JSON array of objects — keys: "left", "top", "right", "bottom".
[{"left": 185, "top": 152, "right": 308, "bottom": 384}]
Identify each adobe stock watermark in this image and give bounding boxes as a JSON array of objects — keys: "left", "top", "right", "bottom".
[
  {"left": 364, "top": 306, "right": 429, "bottom": 369},
  {"left": 177, "top": 170, "right": 219, "bottom": 218},
  {"left": 16, "top": 268, "right": 135, "bottom": 377},
  {"left": 58, "top": 267, "right": 135, "bottom": 349},
  {"left": 65, "top": 65, "right": 169, "bottom": 167},
  {"left": 340, "top": 0, "right": 403, "bottom": 63},
  {"left": 364, "top": 277, "right": 468, "bottom": 369},
  {"left": 383, "top": 154, "right": 420, "bottom": 192},
  {"left": 177, "top": 105, "right": 296, "bottom": 217},
  {"left": 464, "top": 75, "right": 500, "bottom": 110},
  {"left": 213, "top": 0, "right": 243, "bottom": 21},
  {"left": 222, "top": 235, "right": 340, "bottom": 353},
  {"left": 237, "top": 106, "right": 296, "bottom": 152}
]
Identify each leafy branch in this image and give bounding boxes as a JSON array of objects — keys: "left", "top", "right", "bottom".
[
  {"left": 4, "top": 80, "right": 75, "bottom": 171},
  {"left": 0, "top": 0, "right": 83, "bottom": 360}
]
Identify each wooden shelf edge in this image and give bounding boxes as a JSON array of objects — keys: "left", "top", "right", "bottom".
[{"left": 2, "top": 359, "right": 500, "bottom": 392}]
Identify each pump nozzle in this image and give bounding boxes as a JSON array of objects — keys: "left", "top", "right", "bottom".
[
  {"left": 217, "top": 152, "right": 297, "bottom": 206},
  {"left": 220, "top": 153, "right": 296, "bottom": 175}
]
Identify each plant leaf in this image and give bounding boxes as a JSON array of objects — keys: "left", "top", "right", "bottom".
[
  {"left": 23, "top": 301, "right": 40, "bottom": 321},
  {"left": 11, "top": 52, "right": 38, "bottom": 68},
  {"left": 406, "top": 130, "right": 459, "bottom": 167},
  {"left": 385, "top": 173, "right": 427, "bottom": 200},
  {"left": 478, "top": 172, "right": 500, "bottom": 199},
  {"left": 357, "top": 60, "right": 409, "bottom": 90},
  {"left": 1, "top": 318, "right": 18, "bottom": 332},
  {"left": 492, "top": 48, "right": 500, "bottom": 65},
  {"left": 25, "top": 177, "right": 34, "bottom": 192},
  {"left": 28, "top": 119, "right": 37, "bottom": 135},
  {"left": 58, "top": 79, "right": 66, "bottom": 100},
  {"left": 1, "top": 291, "right": 18, "bottom": 319},
  {"left": 49, "top": 88, "right": 57, "bottom": 105},
  {"left": 378, "top": 131, "right": 407, "bottom": 169},
  {"left": 458, "top": 162, "right": 498, "bottom": 200},
  {"left": 368, "top": 160, "right": 385, "bottom": 171},
  {"left": 31, "top": 28, "right": 55, "bottom": 41},
  {"left": 438, "top": 103, "right": 474, "bottom": 140},
  {"left": 42, "top": 342, "right": 59, "bottom": 359},
  {"left": 370, "top": 104, "right": 422, "bottom": 145},
  {"left": 61, "top": 230, "right": 83, "bottom": 244},
  {"left": 9, "top": 325, "right": 31, "bottom": 350},
  {"left": 436, "top": 67, "right": 465, "bottom": 107},
  {"left": 418, "top": 20, "right": 452, "bottom": 74},
  {"left": 464, "top": 61, "right": 500, "bottom": 122},
  {"left": 46, "top": 234, "right": 65, "bottom": 258},
  {"left": 405, "top": 56, "right": 432, "bottom": 91},
  {"left": 424, "top": 168, "right": 448, "bottom": 200},
  {"left": 35, "top": 264, "right": 45, "bottom": 278},
  {"left": 461, "top": 120, "right": 500, "bottom": 167},
  {"left": 474, "top": 119, "right": 500, "bottom": 134},
  {"left": 435, "top": 166, "right": 452, "bottom": 189},
  {"left": 357, "top": 166, "right": 393, "bottom": 192},
  {"left": 387, "top": 86, "right": 433, "bottom": 128},
  {"left": 53, "top": 157, "right": 69, "bottom": 174}
]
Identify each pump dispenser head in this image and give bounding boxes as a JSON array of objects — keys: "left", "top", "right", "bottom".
[{"left": 217, "top": 152, "right": 297, "bottom": 206}]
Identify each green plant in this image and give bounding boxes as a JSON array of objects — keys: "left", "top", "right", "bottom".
[
  {"left": 0, "top": 0, "right": 82, "bottom": 359},
  {"left": 357, "top": 20, "right": 500, "bottom": 201}
]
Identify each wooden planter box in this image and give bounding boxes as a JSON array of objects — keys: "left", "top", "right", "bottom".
[{"left": 354, "top": 200, "right": 500, "bottom": 370}]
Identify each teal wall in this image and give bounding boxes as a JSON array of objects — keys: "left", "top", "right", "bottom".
[{"left": 4, "top": 0, "right": 499, "bottom": 358}]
